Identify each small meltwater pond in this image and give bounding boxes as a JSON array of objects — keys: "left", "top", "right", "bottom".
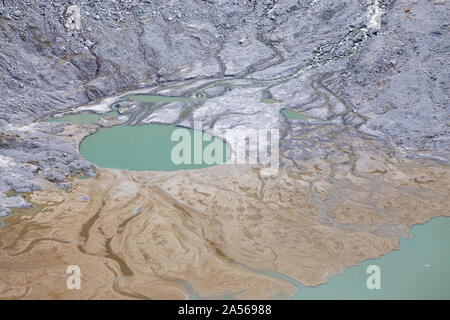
[
  {"left": 80, "top": 124, "right": 230, "bottom": 171},
  {"left": 281, "top": 108, "right": 308, "bottom": 120}
]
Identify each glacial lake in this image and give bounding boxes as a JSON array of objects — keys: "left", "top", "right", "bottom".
[
  {"left": 80, "top": 124, "right": 230, "bottom": 171},
  {"left": 288, "top": 216, "right": 450, "bottom": 299}
]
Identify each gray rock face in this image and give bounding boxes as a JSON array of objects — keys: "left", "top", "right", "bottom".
[
  {"left": 0, "top": 0, "right": 448, "bottom": 211},
  {"left": 0, "top": 122, "right": 96, "bottom": 212},
  {"left": 344, "top": 0, "right": 450, "bottom": 152}
]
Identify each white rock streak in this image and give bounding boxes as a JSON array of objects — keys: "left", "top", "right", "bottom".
[{"left": 367, "top": 0, "right": 383, "bottom": 30}]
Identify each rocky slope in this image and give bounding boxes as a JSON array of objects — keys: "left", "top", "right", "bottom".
[{"left": 1, "top": 0, "right": 448, "bottom": 212}]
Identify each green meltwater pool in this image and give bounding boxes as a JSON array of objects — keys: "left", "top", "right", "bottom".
[
  {"left": 80, "top": 124, "right": 230, "bottom": 171},
  {"left": 281, "top": 108, "right": 308, "bottom": 120}
]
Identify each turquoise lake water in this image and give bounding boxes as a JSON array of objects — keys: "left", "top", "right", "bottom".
[
  {"left": 287, "top": 216, "right": 450, "bottom": 299},
  {"left": 80, "top": 124, "right": 230, "bottom": 171}
]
